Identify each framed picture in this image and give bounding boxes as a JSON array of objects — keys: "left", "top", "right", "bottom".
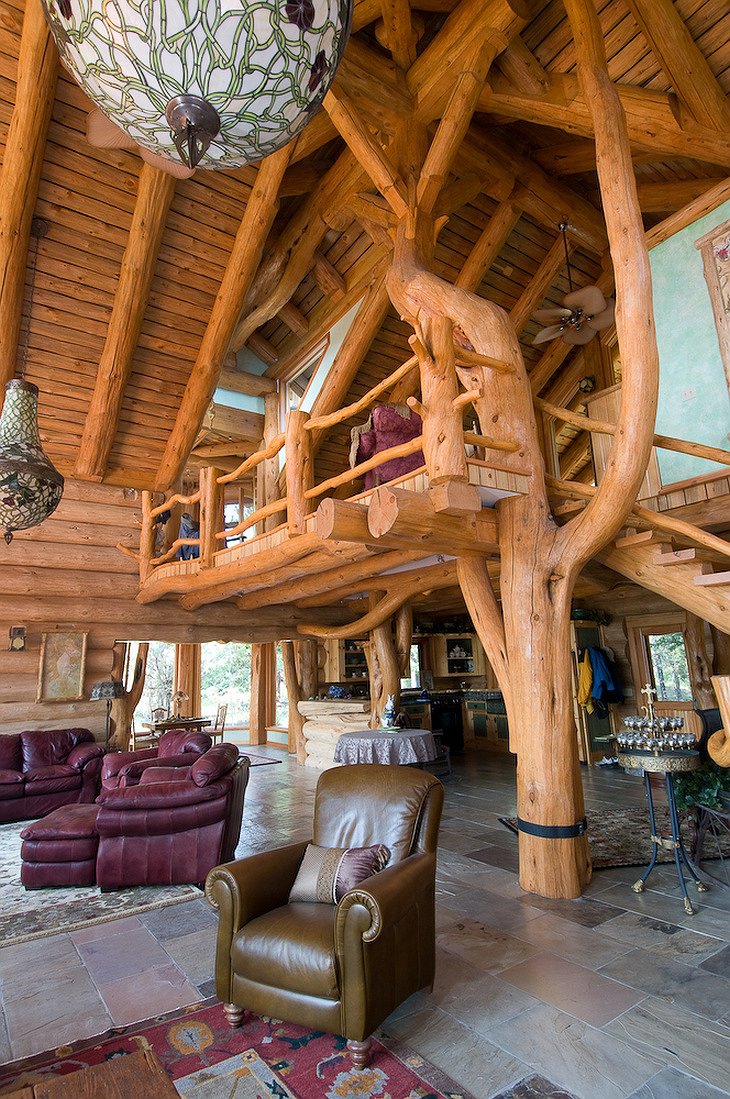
[{"left": 37, "top": 631, "right": 88, "bottom": 702}]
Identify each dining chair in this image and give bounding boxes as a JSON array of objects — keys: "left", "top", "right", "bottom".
[{"left": 211, "top": 703, "right": 228, "bottom": 744}]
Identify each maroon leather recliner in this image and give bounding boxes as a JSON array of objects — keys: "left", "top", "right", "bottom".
[
  {"left": 100, "top": 728, "right": 212, "bottom": 790},
  {"left": 95, "top": 742, "right": 249, "bottom": 889},
  {"left": 0, "top": 729, "right": 104, "bottom": 823}
]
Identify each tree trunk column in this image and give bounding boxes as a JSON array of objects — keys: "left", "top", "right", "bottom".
[{"left": 499, "top": 499, "right": 591, "bottom": 899}]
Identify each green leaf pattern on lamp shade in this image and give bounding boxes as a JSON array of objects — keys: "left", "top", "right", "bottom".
[{"left": 41, "top": 0, "right": 352, "bottom": 168}]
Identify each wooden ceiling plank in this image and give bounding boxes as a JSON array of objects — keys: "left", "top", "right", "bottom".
[
  {"left": 624, "top": 0, "right": 730, "bottom": 132},
  {"left": 74, "top": 165, "right": 176, "bottom": 480},
  {"left": 154, "top": 146, "right": 293, "bottom": 491},
  {"left": 0, "top": 0, "right": 59, "bottom": 393}
]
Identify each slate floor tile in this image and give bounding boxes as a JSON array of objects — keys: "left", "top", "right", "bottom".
[
  {"left": 625, "top": 1066, "right": 730, "bottom": 1099},
  {"left": 700, "top": 944, "right": 730, "bottom": 978},
  {"left": 599, "top": 911, "right": 725, "bottom": 963},
  {"left": 598, "top": 947, "right": 730, "bottom": 1021},
  {"left": 98, "top": 963, "right": 200, "bottom": 1025},
  {"left": 160, "top": 927, "right": 217, "bottom": 988},
  {"left": 486, "top": 1002, "right": 662, "bottom": 1099},
  {"left": 498, "top": 951, "right": 644, "bottom": 1027},
  {"left": 604, "top": 995, "right": 730, "bottom": 1092},
  {"left": 490, "top": 1075, "right": 579, "bottom": 1099},
  {"left": 509, "top": 912, "right": 635, "bottom": 971},
  {"left": 139, "top": 898, "right": 217, "bottom": 939},
  {"left": 73, "top": 926, "right": 173, "bottom": 984}
]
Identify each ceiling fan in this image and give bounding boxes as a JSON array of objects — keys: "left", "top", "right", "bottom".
[{"left": 532, "top": 223, "right": 614, "bottom": 346}]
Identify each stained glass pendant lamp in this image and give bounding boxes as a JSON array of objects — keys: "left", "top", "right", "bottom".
[
  {"left": 0, "top": 380, "right": 64, "bottom": 544},
  {"left": 40, "top": 0, "right": 353, "bottom": 170}
]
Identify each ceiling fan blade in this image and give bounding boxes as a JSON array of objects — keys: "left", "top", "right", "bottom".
[
  {"left": 562, "top": 326, "right": 596, "bottom": 346},
  {"left": 532, "top": 324, "right": 565, "bottom": 346},
  {"left": 564, "top": 285, "right": 606, "bottom": 315},
  {"left": 532, "top": 308, "right": 572, "bottom": 325},
  {"left": 586, "top": 299, "right": 615, "bottom": 331},
  {"left": 86, "top": 109, "right": 137, "bottom": 150},
  {"left": 138, "top": 146, "right": 196, "bottom": 179}
]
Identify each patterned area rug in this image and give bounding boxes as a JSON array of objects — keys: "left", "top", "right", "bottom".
[
  {"left": 0, "top": 1001, "right": 480, "bottom": 1098},
  {"left": 499, "top": 807, "right": 730, "bottom": 870},
  {"left": 0, "top": 821, "right": 201, "bottom": 948}
]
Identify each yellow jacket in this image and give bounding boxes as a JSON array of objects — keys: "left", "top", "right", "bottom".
[{"left": 578, "top": 651, "right": 594, "bottom": 714}]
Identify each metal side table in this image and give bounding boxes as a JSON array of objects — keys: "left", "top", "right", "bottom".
[{"left": 618, "top": 747, "right": 709, "bottom": 915}]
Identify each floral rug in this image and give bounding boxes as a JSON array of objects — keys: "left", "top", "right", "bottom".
[
  {"left": 0, "top": 1001, "right": 478, "bottom": 1098},
  {"left": 0, "top": 821, "right": 201, "bottom": 948},
  {"left": 499, "top": 807, "right": 730, "bottom": 870}
]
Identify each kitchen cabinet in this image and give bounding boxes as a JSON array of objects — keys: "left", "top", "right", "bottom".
[
  {"left": 324, "top": 638, "right": 369, "bottom": 684},
  {"left": 434, "top": 634, "right": 485, "bottom": 678}
]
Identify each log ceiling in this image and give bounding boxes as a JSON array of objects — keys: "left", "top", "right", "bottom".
[{"left": 0, "top": 0, "right": 728, "bottom": 493}]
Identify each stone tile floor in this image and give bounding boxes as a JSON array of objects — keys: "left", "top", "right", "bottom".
[{"left": 1, "top": 750, "right": 728, "bottom": 1099}]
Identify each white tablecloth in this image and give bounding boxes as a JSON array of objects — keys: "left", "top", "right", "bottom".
[{"left": 333, "top": 728, "right": 437, "bottom": 765}]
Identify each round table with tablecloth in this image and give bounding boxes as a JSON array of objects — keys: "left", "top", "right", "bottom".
[{"left": 333, "top": 728, "right": 437, "bottom": 766}]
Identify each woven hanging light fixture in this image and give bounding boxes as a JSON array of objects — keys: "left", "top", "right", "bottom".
[
  {"left": 0, "top": 219, "right": 64, "bottom": 545},
  {"left": 40, "top": 0, "right": 352, "bottom": 170}
]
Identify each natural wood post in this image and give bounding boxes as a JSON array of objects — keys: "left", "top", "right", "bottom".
[
  {"left": 281, "top": 641, "right": 303, "bottom": 758},
  {"left": 286, "top": 410, "right": 314, "bottom": 535},
  {"left": 415, "top": 314, "right": 468, "bottom": 484},
  {"left": 139, "top": 492, "right": 156, "bottom": 583},
  {"left": 258, "top": 391, "right": 282, "bottom": 534},
  {"left": 0, "top": 0, "right": 59, "bottom": 395},
  {"left": 685, "top": 614, "right": 716, "bottom": 709},
  {"left": 395, "top": 603, "right": 413, "bottom": 676},
  {"left": 711, "top": 626, "right": 730, "bottom": 676},
  {"left": 199, "top": 467, "right": 225, "bottom": 568},
  {"left": 174, "top": 644, "right": 202, "bottom": 717},
  {"left": 108, "top": 642, "right": 149, "bottom": 751},
  {"left": 249, "top": 642, "right": 276, "bottom": 745}
]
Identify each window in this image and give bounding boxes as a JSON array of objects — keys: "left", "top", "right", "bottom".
[
  {"left": 645, "top": 631, "right": 693, "bottom": 702},
  {"left": 201, "top": 642, "right": 252, "bottom": 728},
  {"left": 284, "top": 335, "right": 329, "bottom": 411},
  {"left": 400, "top": 643, "right": 421, "bottom": 690},
  {"left": 626, "top": 616, "right": 695, "bottom": 708},
  {"left": 275, "top": 644, "right": 289, "bottom": 727},
  {"left": 128, "top": 640, "right": 175, "bottom": 726}
]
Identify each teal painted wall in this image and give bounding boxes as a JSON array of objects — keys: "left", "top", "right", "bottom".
[{"left": 649, "top": 198, "right": 730, "bottom": 485}]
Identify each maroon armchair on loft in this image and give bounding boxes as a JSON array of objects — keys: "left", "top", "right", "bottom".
[
  {"left": 95, "top": 742, "right": 249, "bottom": 889},
  {"left": 350, "top": 404, "right": 424, "bottom": 489},
  {"left": 205, "top": 764, "right": 444, "bottom": 1069},
  {"left": 100, "top": 728, "right": 212, "bottom": 790}
]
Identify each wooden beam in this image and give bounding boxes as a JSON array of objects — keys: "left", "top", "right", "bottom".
[
  {"left": 217, "top": 364, "right": 276, "bottom": 396},
  {"left": 323, "top": 86, "right": 409, "bottom": 218},
  {"left": 481, "top": 73, "right": 730, "bottom": 171},
  {"left": 231, "top": 150, "right": 365, "bottom": 353},
  {"left": 367, "top": 486, "right": 499, "bottom": 554},
  {"left": 0, "top": 0, "right": 59, "bottom": 393},
  {"left": 277, "top": 300, "right": 309, "bottom": 335},
  {"left": 154, "top": 146, "right": 292, "bottom": 490},
  {"left": 623, "top": 0, "right": 730, "bottom": 133},
  {"left": 246, "top": 330, "right": 278, "bottom": 365},
  {"left": 309, "top": 275, "right": 392, "bottom": 452},
  {"left": 456, "top": 200, "right": 520, "bottom": 292},
  {"left": 558, "top": 432, "right": 591, "bottom": 481},
  {"left": 636, "top": 178, "right": 724, "bottom": 214},
  {"left": 378, "top": 0, "right": 418, "bottom": 71},
  {"left": 75, "top": 166, "right": 176, "bottom": 480},
  {"left": 509, "top": 234, "right": 572, "bottom": 336},
  {"left": 408, "top": 0, "right": 528, "bottom": 123},
  {"left": 645, "top": 177, "right": 730, "bottom": 251}
]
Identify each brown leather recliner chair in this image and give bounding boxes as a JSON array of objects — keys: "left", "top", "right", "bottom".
[{"left": 205, "top": 764, "right": 443, "bottom": 1068}]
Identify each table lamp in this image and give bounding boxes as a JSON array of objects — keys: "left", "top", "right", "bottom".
[{"left": 90, "top": 679, "right": 126, "bottom": 749}]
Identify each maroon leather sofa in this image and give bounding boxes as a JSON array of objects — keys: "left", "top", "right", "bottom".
[
  {"left": 100, "top": 728, "right": 212, "bottom": 790},
  {"left": 95, "top": 742, "right": 249, "bottom": 889},
  {"left": 0, "top": 728, "right": 104, "bottom": 823}
]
